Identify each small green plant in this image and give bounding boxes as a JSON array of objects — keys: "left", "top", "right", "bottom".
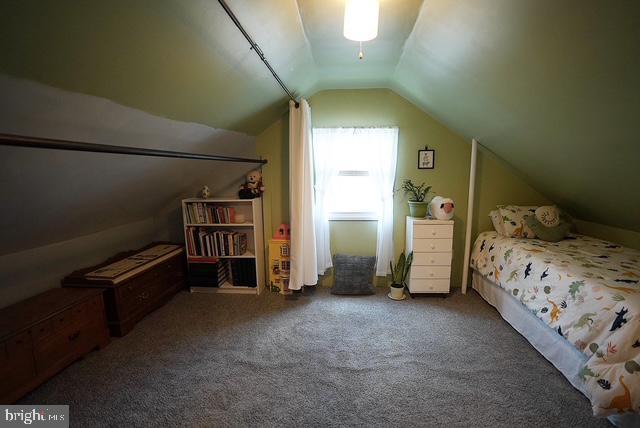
[
  {"left": 389, "top": 251, "right": 414, "bottom": 287},
  {"left": 400, "top": 179, "right": 432, "bottom": 202}
]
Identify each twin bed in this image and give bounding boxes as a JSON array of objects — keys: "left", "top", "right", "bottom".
[{"left": 470, "top": 231, "right": 640, "bottom": 427}]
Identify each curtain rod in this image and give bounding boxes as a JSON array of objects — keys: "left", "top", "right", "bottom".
[
  {"left": 217, "top": 0, "right": 299, "bottom": 108},
  {"left": 0, "top": 133, "right": 268, "bottom": 165}
]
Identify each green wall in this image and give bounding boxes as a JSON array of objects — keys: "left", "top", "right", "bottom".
[
  {"left": 257, "top": 88, "right": 551, "bottom": 288},
  {"left": 574, "top": 220, "right": 640, "bottom": 251},
  {"left": 257, "top": 118, "right": 290, "bottom": 240}
]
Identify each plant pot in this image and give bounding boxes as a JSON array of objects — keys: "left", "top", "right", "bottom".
[
  {"left": 408, "top": 201, "right": 428, "bottom": 218},
  {"left": 389, "top": 283, "right": 405, "bottom": 300}
]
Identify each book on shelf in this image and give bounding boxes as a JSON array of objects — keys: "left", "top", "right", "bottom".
[
  {"left": 185, "top": 202, "right": 237, "bottom": 224},
  {"left": 186, "top": 227, "right": 248, "bottom": 257}
]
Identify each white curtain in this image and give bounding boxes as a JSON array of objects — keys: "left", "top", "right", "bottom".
[
  {"left": 367, "top": 128, "right": 398, "bottom": 276},
  {"left": 312, "top": 127, "right": 398, "bottom": 277},
  {"left": 312, "top": 128, "right": 344, "bottom": 274},
  {"left": 289, "top": 99, "right": 318, "bottom": 290}
]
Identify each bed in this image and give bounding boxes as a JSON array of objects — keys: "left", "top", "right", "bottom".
[{"left": 470, "top": 231, "right": 640, "bottom": 427}]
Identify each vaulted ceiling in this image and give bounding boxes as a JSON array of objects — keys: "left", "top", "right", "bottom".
[{"left": 1, "top": 0, "right": 639, "bottom": 231}]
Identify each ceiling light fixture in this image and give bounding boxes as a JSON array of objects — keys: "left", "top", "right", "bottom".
[{"left": 343, "top": 0, "right": 379, "bottom": 60}]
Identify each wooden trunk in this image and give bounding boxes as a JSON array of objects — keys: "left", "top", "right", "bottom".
[
  {"left": 0, "top": 288, "right": 110, "bottom": 403},
  {"left": 62, "top": 243, "right": 186, "bottom": 337}
]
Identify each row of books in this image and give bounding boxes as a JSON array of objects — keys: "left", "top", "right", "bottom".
[
  {"left": 185, "top": 203, "right": 238, "bottom": 224},
  {"left": 186, "top": 227, "right": 248, "bottom": 257}
]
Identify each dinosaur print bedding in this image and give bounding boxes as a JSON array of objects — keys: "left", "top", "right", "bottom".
[{"left": 470, "top": 231, "right": 640, "bottom": 417}]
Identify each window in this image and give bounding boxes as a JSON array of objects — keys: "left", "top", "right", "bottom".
[{"left": 312, "top": 127, "right": 398, "bottom": 221}]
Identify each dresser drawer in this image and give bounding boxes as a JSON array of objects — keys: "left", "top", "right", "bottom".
[
  {"left": 31, "top": 319, "right": 53, "bottom": 342},
  {"left": 410, "top": 266, "right": 451, "bottom": 279},
  {"left": 413, "top": 239, "right": 453, "bottom": 252},
  {"left": 408, "top": 278, "right": 450, "bottom": 293},
  {"left": 33, "top": 315, "right": 104, "bottom": 375},
  {"left": 0, "top": 332, "right": 36, "bottom": 402},
  {"left": 413, "top": 224, "right": 454, "bottom": 239},
  {"left": 412, "top": 252, "right": 452, "bottom": 266}
]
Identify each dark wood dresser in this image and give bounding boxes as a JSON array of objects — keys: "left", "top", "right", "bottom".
[
  {"left": 0, "top": 288, "right": 110, "bottom": 403},
  {"left": 62, "top": 243, "right": 185, "bottom": 337}
]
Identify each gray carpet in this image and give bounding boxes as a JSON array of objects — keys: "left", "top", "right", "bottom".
[{"left": 22, "top": 287, "right": 610, "bottom": 427}]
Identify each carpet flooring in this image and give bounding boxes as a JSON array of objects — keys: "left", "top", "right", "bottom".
[{"left": 22, "top": 287, "right": 610, "bottom": 427}]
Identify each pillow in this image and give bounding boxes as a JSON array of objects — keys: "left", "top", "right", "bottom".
[
  {"left": 498, "top": 205, "right": 538, "bottom": 238},
  {"left": 331, "top": 254, "right": 376, "bottom": 295},
  {"left": 535, "top": 206, "right": 560, "bottom": 227},
  {"left": 489, "top": 210, "right": 507, "bottom": 236},
  {"left": 525, "top": 215, "right": 571, "bottom": 242}
]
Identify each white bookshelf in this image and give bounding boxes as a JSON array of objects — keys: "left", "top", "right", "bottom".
[{"left": 181, "top": 198, "right": 264, "bottom": 295}]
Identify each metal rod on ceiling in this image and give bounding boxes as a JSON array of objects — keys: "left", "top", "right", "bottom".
[
  {"left": 0, "top": 133, "right": 268, "bottom": 165},
  {"left": 217, "top": 0, "right": 300, "bottom": 108}
]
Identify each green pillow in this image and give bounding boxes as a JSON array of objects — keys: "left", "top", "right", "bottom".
[{"left": 525, "top": 215, "right": 571, "bottom": 242}]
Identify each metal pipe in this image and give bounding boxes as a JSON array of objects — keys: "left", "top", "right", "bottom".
[
  {"left": 0, "top": 133, "right": 267, "bottom": 164},
  {"left": 217, "top": 0, "right": 299, "bottom": 108}
]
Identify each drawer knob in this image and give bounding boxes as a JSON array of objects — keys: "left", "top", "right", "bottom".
[
  {"left": 431, "top": 245, "right": 436, "bottom": 249},
  {"left": 430, "top": 273, "right": 434, "bottom": 277},
  {"left": 432, "top": 231, "right": 436, "bottom": 236},
  {"left": 430, "top": 259, "right": 435, "bottom": 263}
]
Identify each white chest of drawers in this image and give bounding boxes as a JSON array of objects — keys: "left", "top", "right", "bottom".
[{"left": 405, "top": 216, "right": 454, "bottom": 294}]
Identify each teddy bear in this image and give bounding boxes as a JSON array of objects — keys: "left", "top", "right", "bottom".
[{"left": 238, "top": 169, "right": 265, "bottom": 199}]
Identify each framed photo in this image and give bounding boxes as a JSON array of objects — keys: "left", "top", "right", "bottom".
[{"left": 418, "top": 149, "right": 435, "bottom": 169}]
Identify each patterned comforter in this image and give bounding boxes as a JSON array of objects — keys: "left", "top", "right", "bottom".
[{"left": 470, "top": 232, "right": 640, "bottom": 416}]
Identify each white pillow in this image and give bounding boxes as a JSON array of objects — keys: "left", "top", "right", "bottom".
[{"left": 489, "top": 210, "right": 507, "bottom": 236}]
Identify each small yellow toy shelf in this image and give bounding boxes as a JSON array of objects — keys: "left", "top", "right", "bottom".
[{"left": 268, "top": 224, "right": 291, "bottom": 294}]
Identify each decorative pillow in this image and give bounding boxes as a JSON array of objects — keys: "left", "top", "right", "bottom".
[
  {"left": 498, "top": 205, "right": 538, "bottom": 238},
  {"left": 535, "top": 206, "right": 560, "bottom": 227},
  {"left": 525, "top": 215, "right": 571, "bottom": 242},
  {"left": 489, "top": 210, "right": 507, "bottom": 236},
  {"left": 331, "top": 254, "right": 376, "bottom": 295}
]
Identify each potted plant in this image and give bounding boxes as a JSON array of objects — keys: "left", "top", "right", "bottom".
[
  {"left": 401, "top": 179, "right": 432, "bottom": 218},
  {"left": 389, "top": 251, "right": 413, "bottom": 300}
]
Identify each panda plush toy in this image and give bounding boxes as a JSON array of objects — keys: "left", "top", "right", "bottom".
[{"left": 429, "top": 196, "right": 455, "bottom": 220}]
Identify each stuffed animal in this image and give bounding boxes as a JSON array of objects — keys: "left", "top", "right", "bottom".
[
  {"left": 535, "top": 205, "right": 560, "bottom": 227},
  {"left": 525, "top": 206, "right": 572, "bottom": 242},
  {"left": 238, "top": 169, "right": 265, "bottom": 199},
  {"left": 200, "top": 185, "right": 211, "bottom": 199},
  {"left": 429, "top": 196, "right": 455, "bottom": 220}
]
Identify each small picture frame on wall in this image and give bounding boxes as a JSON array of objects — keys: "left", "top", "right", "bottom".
[{"left": 418, "top": 148, "right": 435, "bottom": 169}]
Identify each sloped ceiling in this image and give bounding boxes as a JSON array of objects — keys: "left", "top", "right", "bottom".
[
  {"left": 0, "top": 75, "right": 256, "bottom": 255},
  {"left": 1, "top": 0, "right": 639, "bottom": 232},
  {"left": 392, "top": 0, "right": 640, "bottom": 232},
  {"left": 0, "top": 0, "right": 317, "bottom": 135}
]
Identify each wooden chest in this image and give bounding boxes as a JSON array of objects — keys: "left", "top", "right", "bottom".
[
  {"left": 0, "top": 288, "right": 110, "bottom": 403},
  {"left": 62, "top": 243, "right": 185, "bottom": 337}
]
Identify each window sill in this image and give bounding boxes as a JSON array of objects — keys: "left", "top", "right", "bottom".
[{"left": 329, "top": 212, "right": 378, "bottom": 221}]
